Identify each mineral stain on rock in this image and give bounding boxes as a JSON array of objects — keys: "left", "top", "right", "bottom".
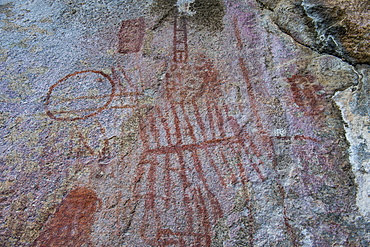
[{"left": 32, "top": 187, "right": 100, "bottom": 247}]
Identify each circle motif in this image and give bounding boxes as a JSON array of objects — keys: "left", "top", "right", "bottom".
[{"left": 45, "top": 70, "right": 115, "bottom": 121}]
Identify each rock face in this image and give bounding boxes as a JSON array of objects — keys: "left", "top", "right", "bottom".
[
  {"left": 257, "top": 0, "right": 370, "bottom": 64},
  {"left": 334, "top": 65, "right": 370, "bottom": 221},
  {"left": 0, "top": 0, "right": 369, "bottom": 246}
]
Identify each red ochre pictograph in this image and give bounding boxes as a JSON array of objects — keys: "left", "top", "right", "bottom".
[
  {"left": 45, "top": 70, "right": 142, "bottom": 121},
  {"left": 287, "top": 74, "right": 326, "bottom": 118},
  {"left": 118, "top": 17, "right": 145, "bottom": 54},
  {"left": 232, "top": 14, "right": 300, "bottom": 246},
  {"left": 128, "top": 14, "right": 273, "bottom": 246},
  {"left": 32, "top": 187, "right": 100, "bottom": 247},
  {"left": 45, "top": 70, "right": 116, "bottom": 121},
  {"left": 132, "top": 79, "right": 267, "bottom": 246},
  {"left": 37, "top": 6, "right": 354, "bottom": 246},
  {"left": 173, "top": 15, "right": 188, "bottom": 63},
  {"left": 45, "top": 17, "right": 146, "bottom": 121},
  {"left": 43, "top": 13, "right": 276, "bottom": 246}
]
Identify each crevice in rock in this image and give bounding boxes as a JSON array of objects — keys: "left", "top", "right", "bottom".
[
  {"left": 331, "top": 64, "right": 370, "bottom": 223},
  {"left": 255, "top": 0, "right": 370, "bottom": 67},
  {"left": 267, "top": 10, "right": 369, "bottom": 97},
  {"left": 258, "top": 0, "right": 369, "bottom": 232}
]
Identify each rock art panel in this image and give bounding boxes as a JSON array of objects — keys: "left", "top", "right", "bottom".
[
  {"left": 129, "top": 51, "right": 270, "bottom": 246},
  {"left": 0, "top": 0, "right": 369, "bottom": 246}
]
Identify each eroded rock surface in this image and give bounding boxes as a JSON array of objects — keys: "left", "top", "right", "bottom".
[
  {"left": 334, "top": 65, "right": 370, "bottom": 221},
  {"left": 257, "top": 0, "right": 370, "bottom": 64},
  {"left": 1, "top": 0, "right": 369, "bottom": 246}
]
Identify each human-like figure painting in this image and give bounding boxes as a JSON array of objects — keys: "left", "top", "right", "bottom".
[
  {"left": 34, "top": 1, "right": 358, "bottom": 246},
  {"left": 127, "top": 12, "right": 273, "bottom": 246}
]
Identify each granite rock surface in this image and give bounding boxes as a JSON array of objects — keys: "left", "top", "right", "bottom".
[{"left": 1, "top": 0, "right": 369, "bottom": 246}]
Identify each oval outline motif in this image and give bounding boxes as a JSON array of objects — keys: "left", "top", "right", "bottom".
[{"left": 45, "top": 70, "right": 115, "bottom": 121}]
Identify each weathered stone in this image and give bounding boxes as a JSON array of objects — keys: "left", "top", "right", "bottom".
[
  {"left": 334, "top": 65, "right": 370, "bottom": 220},
  {"left": 258, "top": 0, "right": 370, "bottom": 64},
  {"left": 1, "top": 0, "right": 369, "bottom": 246}
]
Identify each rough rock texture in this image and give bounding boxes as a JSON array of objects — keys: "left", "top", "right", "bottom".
[
  {"left": 257, "top": 0, "right": 370, "bottom": 64},
  {"left": 334, "top": 65, "right": 370, "bottom": 221},
  {"left": 0, "top": 0, "right": 369, "bottom": 246}
]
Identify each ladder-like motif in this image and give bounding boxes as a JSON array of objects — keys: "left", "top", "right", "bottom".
[{"left": 173, "top": 15, "right": 188, "bottom": 63}]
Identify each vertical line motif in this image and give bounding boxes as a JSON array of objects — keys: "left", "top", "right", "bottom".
[{"left": 173, "top": 15, "right": 188, "bottom": 63}]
